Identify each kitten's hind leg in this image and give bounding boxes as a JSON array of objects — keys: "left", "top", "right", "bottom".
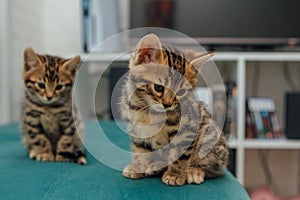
[{"left": 195, "top": 134, "right": 229, "bottom": 178}]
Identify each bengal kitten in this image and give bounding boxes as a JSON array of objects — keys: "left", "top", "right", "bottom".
[
  {"left": 121, "top": 34, "right": 229, "bottom": 186},
  {"left": 21, "top": 48, "right": 86, "bottom": 165}
]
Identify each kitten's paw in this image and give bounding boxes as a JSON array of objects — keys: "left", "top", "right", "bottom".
[
  {"left": 29, "top": 150, "right": 54, "bottom": 161},
  {"left": 162, "top": 171, "right": 186, "bottom": 186},
  {"left": 186, "top": 167, "right": 205, "bottom": 184},
  {"left": 145, "top": 163, "right": 166, "bottom": 176},
  {"left": 76, "top": 156, "right": 87, "bottom": 165},
  {"left": 56, "top": 151, "right": 87, "bottom": 165},
  {"left": 123, "top": 164, "right": 145, "bottom": 179},
  {"left": 55, "top": 154, "right": 72, "bottom": 162}
]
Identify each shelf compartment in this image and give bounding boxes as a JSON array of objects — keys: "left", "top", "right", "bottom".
[{"left": 243, "top": 138, "right": 300, "bottom": 149}]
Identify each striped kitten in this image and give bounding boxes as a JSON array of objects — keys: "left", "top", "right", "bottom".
[
  {"left": 121, "top": 34, "right": 228, "bottom": 186},
  {"left": 21, "top": 48, "right": 86, "bottom": 165}
]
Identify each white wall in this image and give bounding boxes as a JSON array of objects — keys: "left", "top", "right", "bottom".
[
  {"left": 43, "top": 0, "right": 82, "bottom": 55},
  {"left": 0, "top": 0, "right": 11, "bottom": 125},
  {"left": 7, "top": 0, "right": 82, "bottom": 122},
  {"left": 10, "top": 0, "right": 44, "bottom": 123}
]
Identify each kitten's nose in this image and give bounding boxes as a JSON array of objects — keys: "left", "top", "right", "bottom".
[
  {"left": 163, "top": 103, "right": 172, "bottom": 108},
  {"left": 47, "top": 96, "right": 53, "bottom": 100}
]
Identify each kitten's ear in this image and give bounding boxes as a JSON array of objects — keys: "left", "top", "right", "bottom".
[
  {"left": 62, "top": 55, "right": 81, "bottom": 76},
  {"left": 23, "top": 47, "right": 42, "bottom": 71},
  {"left": 184, "top": 52, "right": 214, "bottom": 87},
  {"left": 190, "top": 52, "right": 214, "bottom": 72},
  {"left": 130, "top": 34, "right": 163, "bottom": 67}
]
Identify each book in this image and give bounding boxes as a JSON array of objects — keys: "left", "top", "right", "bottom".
[
  {"left": 246, "top": 113, "right": 255, "bottom": 138},
  {"left": 246, "top": 97, "right": 281, "bottom": 139}
]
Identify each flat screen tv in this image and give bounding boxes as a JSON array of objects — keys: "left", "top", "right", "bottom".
[{"left": 129, "top": 0, "right": 300, "bottom": 50}]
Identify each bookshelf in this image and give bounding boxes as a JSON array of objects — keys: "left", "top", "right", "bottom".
[
  {"left": 214, "top": 52, "right": 300, "bottom": 185},
  {"left": 80, "top": 51, "right": 300, "bottom": 185}
]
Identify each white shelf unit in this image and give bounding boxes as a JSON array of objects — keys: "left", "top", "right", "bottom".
[
  {"left": 81, "top": 52, "right": 300, "bottom": 185},
  {"left": 213, "top": 52, "right": 300, "bottom": 184}
]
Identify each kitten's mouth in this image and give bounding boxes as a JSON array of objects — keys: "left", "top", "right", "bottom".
[
  {"left": 165, "top": 106, "right": 176, "bottom": 111},
  {"left": 38, "top": 96, "right": 58, "bottom": 105},
  {"left": 150, "top": 104, "right": 164, "bottom": 112},
  {"left": 151, "top": 103, "right": 177, "bottom": 113}
]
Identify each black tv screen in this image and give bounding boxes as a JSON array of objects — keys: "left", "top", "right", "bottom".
[{"left": 130, "top": 0, "right": 300, "bottom": 47}]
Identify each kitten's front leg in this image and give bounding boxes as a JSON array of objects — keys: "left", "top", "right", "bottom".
[
  {"left": 162, "top": 155, "right": 206, "bottom": 186},
  {"left": 185, "top": 167, "right": 205, "bottom": 184},
  {"left": 25, "top": 132, "right": 54, "bottom": 161},
  {"left": 123, "top": 143, "right": 150, "bottom": 179},
  {"left": 123, "top": 143, "right": 166, "bottom": 179},
  {"left": 56, "top": 118, "right": 86, "bottom": 164},
  {"left": 162, "top": 161, "right": 187, "bottom": 186},
  {"left": 162, "top": 128, "right": 197, "bottom": 186},
  {"left": 56, "top": 134, "right": 86, "bottom": 165},
  {"left": 22, "top": 115, "right": 54, "bottom": 161},
  {"left": 161, "top": 157, "right": 205, "bottom": 186},
  {"left": 55, "top": 135, "right": 74, "bottom": 162}
]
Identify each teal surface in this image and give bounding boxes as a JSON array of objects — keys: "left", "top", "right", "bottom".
[{"left": 0, "top": 121, "right": 249, "bottom": 200}]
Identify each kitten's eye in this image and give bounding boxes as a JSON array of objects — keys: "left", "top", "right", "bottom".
[
  {"left": 37, "top": 83, "right": 45, "bottom": 89},
  {"left": 176, "top": 89, "right": 186, "bottom": 96},
  {"left": 154, "top": 84, "right": 164, "bottom": 93},
  {"left": 55, "top": 84, "right": 63, "bottom": 91}
]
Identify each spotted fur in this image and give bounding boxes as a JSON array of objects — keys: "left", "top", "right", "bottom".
[
  {"left": 121, "top": 34, "right": 228, "bottom": 186},
  {"left": 21, "top": 47, "right": 86, "bottom": 165}
]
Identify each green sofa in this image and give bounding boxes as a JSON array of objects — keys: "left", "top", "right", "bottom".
[{"left": 0, "top": 121, "right": 249, "bottom": 200}]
